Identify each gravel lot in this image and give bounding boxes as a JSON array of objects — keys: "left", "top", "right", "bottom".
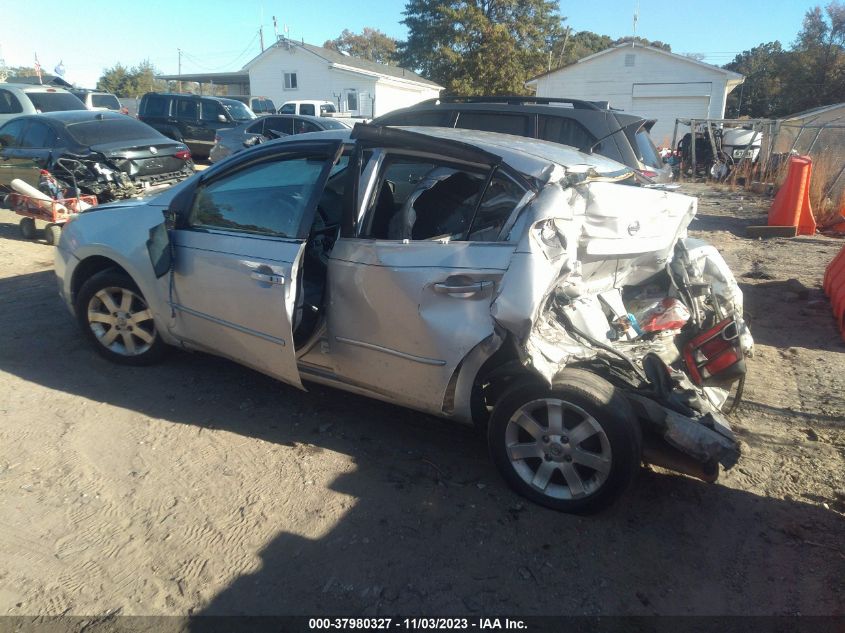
[{"left": 0, "top": 184, "right": 843, "bottom": 617}]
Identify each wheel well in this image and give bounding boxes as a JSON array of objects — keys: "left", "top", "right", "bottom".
[{"left": 71, "top": 256, "right": 130, "bottom": 305}]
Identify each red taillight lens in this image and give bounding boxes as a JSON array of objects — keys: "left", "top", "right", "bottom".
[
  {"left": 638, "top": 169, "right": 658, "bottom": 179},
  {"left": 175, "top": 149, "right": 191, "bottom": 161},
  {"left": 683, "top": 319, "right": 745, "bottom": 386}
]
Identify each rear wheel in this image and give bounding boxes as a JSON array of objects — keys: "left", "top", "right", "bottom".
[
  {"left": 488, "top": 369, "right": 641, "bottom": 514},
  {"left": 75, "top": 270, "right": 168, "bottom": 366},
  {"left": 19, "top": 217, "right": 36, "bottom": 239},
  {"left": 44, "top": 223, "right": 62, "bottom": 246}
]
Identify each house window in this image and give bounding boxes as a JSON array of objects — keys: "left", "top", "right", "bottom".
[
  {"left": 625, "top": 54, "right": 636, "bottom": 67},
  {"left": 283, "top": 72, "right": 298, "bottom": 90},
  {"left": 346, "top": 89, "right": 358, "bottom": 111}
]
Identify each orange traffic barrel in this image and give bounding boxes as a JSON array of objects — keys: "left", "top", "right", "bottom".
[{"left": 768, "top": 156, "right": 816, "bottom": 235}]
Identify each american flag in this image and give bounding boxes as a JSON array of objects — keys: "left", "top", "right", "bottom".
[{"left": 34, "top": 53, "right": 42, "bottom": 84}]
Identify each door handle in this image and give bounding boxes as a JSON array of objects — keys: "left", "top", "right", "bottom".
[
  {"left": 250, "top": 271, "right": 285, "bottom": 285},
  {"left": 433, "top": 280, "right": 493, "bottom": 297}
]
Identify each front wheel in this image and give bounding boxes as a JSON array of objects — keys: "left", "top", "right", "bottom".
[
  {"left": 44, "top": 223, "right": 62, "bottom": 246},
  {"left": 75, "top": 270, "right": 168, "bottom": 366},
  {"left": 488, "top": 369, "right": 642, "bottom": 514}
]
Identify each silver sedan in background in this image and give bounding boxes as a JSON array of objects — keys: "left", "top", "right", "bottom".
[{"left": 209, "top": 114, "right": 351, "bottom": 163}]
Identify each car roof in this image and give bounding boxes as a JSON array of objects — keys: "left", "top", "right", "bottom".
[
  {"left": 0, "top": 83, "right": 73, "bottom": 93},
  {"left": 18, "top": 110, "right": 131, "bottom": 124},
  {"left": 258, "top": 125, "right": 629, "bottom": 180}
]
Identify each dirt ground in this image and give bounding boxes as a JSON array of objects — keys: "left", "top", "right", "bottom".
[{"left": 0, "top": 183, "right": 843, "bottom": 618}]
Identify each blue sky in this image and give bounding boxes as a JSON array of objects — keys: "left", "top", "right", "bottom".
[{"left": 0, "top": 0, "right": 819, "bottom": 88}]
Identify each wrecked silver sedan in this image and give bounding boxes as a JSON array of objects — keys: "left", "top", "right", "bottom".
[{"left": 54, "top": 125, "right": 752, "bottom": 513}]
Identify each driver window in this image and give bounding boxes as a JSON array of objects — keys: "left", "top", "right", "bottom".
[{"left": 188, "top": 157, "right": 328, "bottom": 238}]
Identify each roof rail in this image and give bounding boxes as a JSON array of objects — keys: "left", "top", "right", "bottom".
[{"left": 419, "top": 96, "right": 604, "bottom": 110}]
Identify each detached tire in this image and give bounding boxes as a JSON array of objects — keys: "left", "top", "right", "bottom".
[
  {"left": 488, "top": 368, "right": 642, "bottom": 514},
  {"left": 75, "top": 269, "right": 168, "bottom": 366},
  {"left": 44, "top": 223, "right": 62, "bottom": 246},
  {"left": 19, "top": 217, "right": 36, "bottom": 239}
]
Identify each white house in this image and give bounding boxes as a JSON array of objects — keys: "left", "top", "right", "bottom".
[
  {"left": 526, "top": 43, "right": 744, "bottom": 146},
  {"left": 244, "top": 39, "right": 442, "bottom": 118}
]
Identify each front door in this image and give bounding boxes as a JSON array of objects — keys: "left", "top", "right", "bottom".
[{"left": 169, "top": 139, "right": 343, "bottom": 388}]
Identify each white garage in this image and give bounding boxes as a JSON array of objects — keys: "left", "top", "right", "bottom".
[{"left": 526, "top": 44, "right": 744, "bottom": 147}]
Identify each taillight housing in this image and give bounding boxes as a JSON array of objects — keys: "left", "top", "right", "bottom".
[
  {"left": 175, "top": 149, "right": 191, "bottom": 161},
  {"left": 683, "top": 319, "right": 746, "bottom": 386},
  {"left": 638, "top": 169, "right": 658, "bottom": 179}
]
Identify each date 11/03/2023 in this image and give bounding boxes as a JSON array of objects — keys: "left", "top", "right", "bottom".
[{"left": 308, "top": 617, "right": 528, "bottom": 630}]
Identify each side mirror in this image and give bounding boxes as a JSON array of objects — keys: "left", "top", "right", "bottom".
[{"left": 217, "top": 114, "right": 227, "bottom": 123}]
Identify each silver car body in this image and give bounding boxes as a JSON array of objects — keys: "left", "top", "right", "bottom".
[{"left": 55, "top": 125, "right": 751, "bottom": 482}]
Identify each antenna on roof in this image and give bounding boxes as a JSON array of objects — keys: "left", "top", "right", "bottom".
[{"left": 632, "top": 0, "right": 639, "bottom": 40}]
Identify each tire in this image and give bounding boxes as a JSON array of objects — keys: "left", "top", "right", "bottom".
[
  {"left": 75, "top": 270, "right": 168, "bottom": 366},
  {"left": 488, "top": 368, "right": 642, "bottom": 514},
  {"left": 19, "top": 217, "right": 36, "bottom": 239},
  {"left": 44, "top": 223, "right": 62, "bottom": 246}
]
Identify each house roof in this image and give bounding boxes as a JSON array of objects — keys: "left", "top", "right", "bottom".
[
  {"left": 526, "top": 42, "right": 744, "bottom": 86},
  {"left": 243, "top": 39, "right": 442, "bottom": 89}
]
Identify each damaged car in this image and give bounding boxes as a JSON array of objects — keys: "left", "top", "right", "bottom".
[
  {"left": 54, "top": 124, "right": 752, "bottom": 513},
  {"left": 0, "top": 111, "right": 194, "bottom": 202}
]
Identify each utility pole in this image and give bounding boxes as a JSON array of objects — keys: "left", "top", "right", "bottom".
[
  {"left": 177, "top": 48, "right": 182, "bottom": 92},
  {"left": 259, "top": 26, "right": 264, "bottom": 52}
]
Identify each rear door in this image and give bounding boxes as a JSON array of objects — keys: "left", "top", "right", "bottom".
[
  {"left": 0, "top": 118, "right": 28, "bottom": 185},
  {"left": 323, "top": 127, "right": 529, "bottom": 414},
  {"left": 14, "top": 121, "right": 57, "bottom": 187},
  {"left": 169, "top": 139, "right": 343, "bottom": 388}
]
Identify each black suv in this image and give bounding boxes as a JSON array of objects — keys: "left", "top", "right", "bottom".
[
  {"left": 372, "top": 96, "right": 671, "bottom": 182},
  {"left": 137, "top": 93, "right": 256, "bottom": 159}
]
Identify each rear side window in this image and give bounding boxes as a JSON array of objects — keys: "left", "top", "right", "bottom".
[
  {"left": 92, "top": 94, "right": 121, "bottom": 110},
  {"left": 176, "top": 99, "right": 198, "bottom": 120},
  {"left": 538, "top": 115, "right": 596, "bottom": 152},
  {"left": 455, "top": 112, "right": 529, "bottom": 137},
  {"left": 142, "top": 95, "right": 169, "bottom": 117},
  {"left": 0, "top": 119, "right": 27, "bottom": 147},
  {"left": 320, "top": 104, "right": 337, "bottom": 115},
  {"left": 263, "top": 117, "right": 294, "bottom": 135},
  {"left": 189, "top": 157, "right": 329, "bottom": 237},
  {"left": 379, "top": 110, "right": 452, "bottom": 127},
  {"left": 26, "top": 92, "right": 86, "bottom": 113},
  {"left": 0, "top": 89, "right": 23, "bottom": 114},
  {"left": 300, "top": 104, "right": 315, "bottom": 116},
  {"left": 20, "top": 121, "right": 56, "bottom": 148},
  {"left": 293, "top": 119, "right": 321, "bottom": 134},
  {"left": 65, "top": 118, "right": 162, "bottom": 145},
  {"left": 468, "top": 173, "right": 526, "bottom": 241},
  {"left": 633, "top": 128, "right": 662, "bottom": 168}
]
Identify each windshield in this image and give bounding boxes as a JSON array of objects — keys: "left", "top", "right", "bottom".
[
  {"left": 27, "top": 92, "right": 87, "bottom": 113},
  {"left": 221, "top": 100, "right": 255, "bottom": 122},
  {"left": 65, "top": 118, "right": 163, "bottom": 145},
  {"left": 92, "top": 94, "right": 121, "bottom": 110}
]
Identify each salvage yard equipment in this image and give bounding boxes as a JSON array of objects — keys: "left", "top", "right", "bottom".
[{"left": 7, "top": 177, "right": 96, "bottom": 245}]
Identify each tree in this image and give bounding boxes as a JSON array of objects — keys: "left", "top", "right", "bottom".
[
  {"left": 784, "top": 2, "right": 845, "bottom": 112},
  {"left": 398, "top": 0, "right": 565, "bottom": 95},
  {"left": 97, "top": 61, "right": 166, "bottom": 97},
  {"left": 724, "top": 42, "right": 787, "bottom": 117},
  {"left": 323, "top": 28, "right": 398, "bottom": 65}
]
